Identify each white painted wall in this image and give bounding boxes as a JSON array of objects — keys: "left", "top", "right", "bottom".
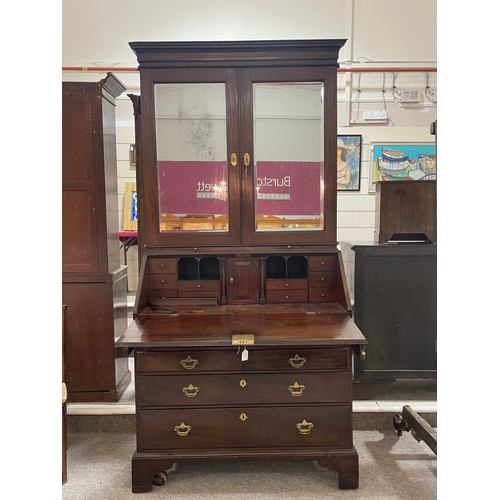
[{"left": 62, "top": 0, "right": 438, "bottom": 291}]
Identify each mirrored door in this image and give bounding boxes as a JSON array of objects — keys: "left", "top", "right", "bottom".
[
  {"left": 239, "top": 67, "right": 337, "bottom": 245},
  {"left": 154, "top": 82, "right": 230, "bottom": 233},
  {"left": 253, "top": 82, "right": 325, "bottom": 232}
]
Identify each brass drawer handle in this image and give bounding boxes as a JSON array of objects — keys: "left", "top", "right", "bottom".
[
  {"left": 296, "top": 419, "right": 314, "bottom": 435},
  {"left": 180, "top": 355, "right": 198, "bottom": 370},
  {"left": 288, "top": 354, "right": 307, "bottom": 369},
  {"left": 288, "top": 382, "right": 306, "bottom": 397},
  {"left": 182, "top": 383, "right": 200, "bottom": 398},
  {"left": 174, "top": 422, "right": 192, "bottom": 437}
]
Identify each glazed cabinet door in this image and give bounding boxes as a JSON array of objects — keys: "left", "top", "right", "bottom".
[
  {"left": 138, "top": 67, "right": 242, "bottom": 247},
  {"left": 239, "top": 67, "right": 338, "bottom": 246}
]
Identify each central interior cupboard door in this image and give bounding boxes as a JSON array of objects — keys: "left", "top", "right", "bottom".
[
  {"left": 239, "top": 67, "right": 338, "bottom": 246},
  {"left": 138, "top": 68, "right": 242, "bottom": 247}
]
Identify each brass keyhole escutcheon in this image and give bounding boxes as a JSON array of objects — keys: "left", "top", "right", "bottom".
[
  {"left": 239, "top": 412, "right": 248, "bottom": 422},
  {"left": 230, "top": 152, "right": 238, "bottom": 166},
  {"left": 243, "top": 152, "right": 251, "bottom": 177},
  {"left": 239, "top": 379, "right": 247, "bottom": 388},
  {"left": 243, "top": 152, "right": 250, "bottom": 167}
]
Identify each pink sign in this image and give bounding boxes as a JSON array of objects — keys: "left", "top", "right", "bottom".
[
  {"left": 255, "top": 161, "right": 322, "bottom": 215},
  {"left": 158, "top": 161, "right": 228, "bottom": 214},
  {"left": 158, "top": 160, "right": 322, "bottom": 216}
]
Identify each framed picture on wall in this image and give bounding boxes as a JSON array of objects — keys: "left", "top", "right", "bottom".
[
  {"left": 123, "top": 182, "right": 138, "bottom": 230},
  {"left": 337, "top": 134, "right": 362, "bottom": 191},
  {"left": 369, "top": 142, "right": 436, "bottom": 191}
]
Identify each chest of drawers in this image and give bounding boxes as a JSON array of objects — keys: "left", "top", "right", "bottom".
[{"left": 117, "top": 304, "right": 366, "bottom": 493}]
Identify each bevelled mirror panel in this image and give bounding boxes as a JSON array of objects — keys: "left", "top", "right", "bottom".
[
  {"left": 253, "top": 83, "right": 324, "bottom": 232},
  {"left": 154, "top": 83, "right": 229, "bottom": 232}
]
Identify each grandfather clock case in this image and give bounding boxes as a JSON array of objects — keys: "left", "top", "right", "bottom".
[
  {"left": 62, "top": 73, "right": 131, "bottom": 402},
  {"left": 118, "top": 40, "right": 367, "bottom": 493}
]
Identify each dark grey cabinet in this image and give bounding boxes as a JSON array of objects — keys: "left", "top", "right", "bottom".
[{"left": 350, "top": 243, "right": 437, "bottom": 380}]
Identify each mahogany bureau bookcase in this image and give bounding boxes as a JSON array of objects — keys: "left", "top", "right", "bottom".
[{"left": 116, "top": 39, "right": 367, "bottom": 493}]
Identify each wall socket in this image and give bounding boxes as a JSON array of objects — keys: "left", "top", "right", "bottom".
[
  {"left": 363, "top": 111, "right": 388, "bottom": 120},
  {"left": 400, "top": 89, "right": 420, "bottom": 103}
]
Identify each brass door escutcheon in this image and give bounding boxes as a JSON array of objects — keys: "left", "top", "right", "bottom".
[
  {"left": 288, "top": 382, "right": 305, "bottom": 397},
  {"left": 243, "top": 152, "right": 250, "bottom": 177},
  {"left": 174, "top": 422, "right": 192, "bottom": 437},
  {"left": 296, "top": 419, "right": 314, "bottom": 435},
  {"left": 288, "top": 354, "right": 307, "bottom": 368},
  {"left": 230, "top": 152, "right": 238, "bottom": 166},
  {"left": 182, "top": 383, "right": 200, "bottom": 397},
  {"left": 180, "top": 355, "right": 198, "bottom": 370}
]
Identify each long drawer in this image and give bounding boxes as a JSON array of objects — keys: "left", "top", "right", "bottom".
[
  {"left": 136, "top": 372, "right": 350, "bottom": 406},
  {"left": 135, "top": 348, "right": 350, "bottom": 374},
  {"left": 137, "top": 405, "right": 351, "bottom": 451}
]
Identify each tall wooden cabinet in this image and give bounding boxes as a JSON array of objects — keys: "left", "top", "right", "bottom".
[
  {"left": 62, "top": 73, "right": 131, "bottom": 402},
  {"left": 117, "top": 40, "right": 366, "bottom": 492}
]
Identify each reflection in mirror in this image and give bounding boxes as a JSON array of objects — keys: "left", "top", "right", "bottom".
[
  {"left": 253, "top": 83, "right": 324, "bottom": 231},
  {"left": 154, "top": 83, "right": 229, "bottom": 232}
]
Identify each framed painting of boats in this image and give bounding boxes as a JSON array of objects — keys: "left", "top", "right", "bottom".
[
  {"left": 337, "top": 134, "right": 362, "bottom": 191},
  {"left": 369, "top": 142, "right": 436, "bottom": 191}
]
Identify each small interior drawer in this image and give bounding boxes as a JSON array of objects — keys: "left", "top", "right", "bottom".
[
  {"left": 308, "top": 271, "right": 337, "bottom": 288},
  {"left": 267, "top": 290, "right": 308, "bottom": 304},
  {"left": 177, "top": 280, "right": 220, "bottom": 292},
  {"left": 149, "top": 274, "right": 178, "bottom": 289},
  {"left": 308, "top": 255, "right": 337, "bottom": 271},
  {"left": 266, "top": 279, "right": 308, "bottom": 291},
  {"left": 149, "top": 258, "right": 177, "bottom": 274}
]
